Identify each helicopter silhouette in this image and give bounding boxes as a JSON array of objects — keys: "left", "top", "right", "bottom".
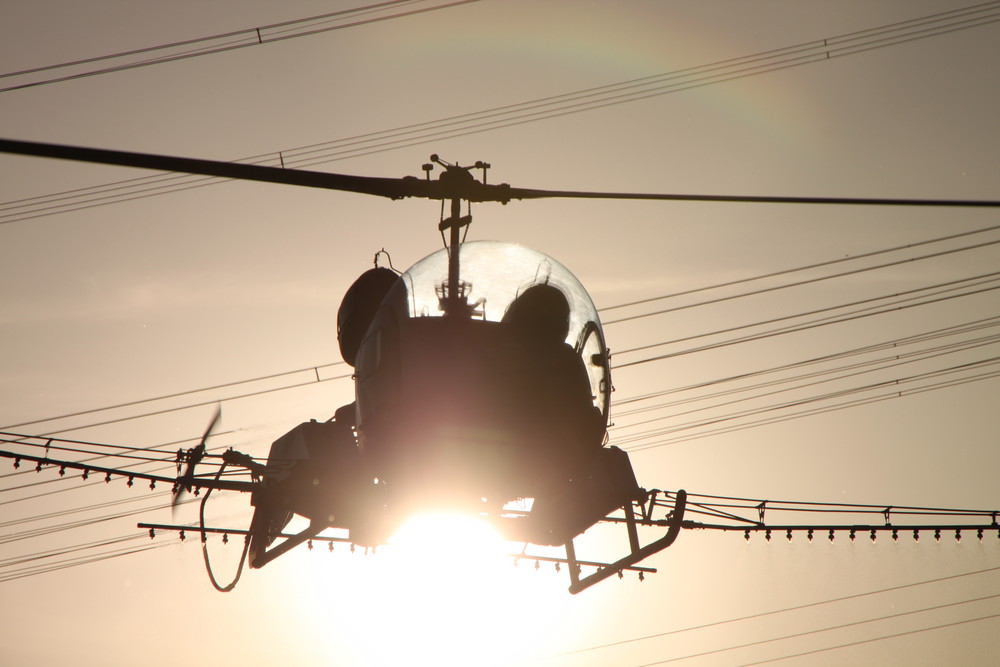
[{"left": 1, "top": 137, "right": 999, "bottom": 594}]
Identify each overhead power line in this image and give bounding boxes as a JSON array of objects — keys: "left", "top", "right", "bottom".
[
  {"left": 0, "top": 0, "right": 483, "bottom": 93},
  {"left": 0, "top": 533, "right": 146, "bottom": 569},
  {"left": 622, "top": 365, "right": 1000, "bottom": 451},
  {"left": 603, "top": 236, "right": 1000, "bottom": 327},
  {"left": 0, "top": 365, "right": 350, "bottom": 442},
  {"left": 598, "top": 224, "right": 1000, "bottom": 314},
  {"left": 0, "top": 499, "right": 179, "bottom": 546},
  {"left": 612, "top": 331, "right": 1000, "bottom": 427},
  {"left": 736, "top": 612, "right": 1000, "bottom": 667},
  {"left": 2, "top": 362, "right": 348, "bottom": 432},
  {"left": 613, "top": 273, "right": 1000, "bottom": 369},
  {"left": 0, "top": 541, "right": 171, "bottom": 584},
  {"left": 3, "top": 1, "right": 999, "bottom": 225},
  {"left": 557, "top": 565, "right": 1000, "bottom": 659},
  {"left": 630, "top": 592, "right": 1000, "bottom": 667},
  {"left": 0, "top": 491, "right": 173, "bottom": 530},
  {"left": 2, "top": 228, "right": 996, "bottom": 459},
  {"left": 612, "top": 316, "right": 1000, "bottom": 410},
  {"left": 617, "top": 356, "right": 1000, "bottom": 451}
]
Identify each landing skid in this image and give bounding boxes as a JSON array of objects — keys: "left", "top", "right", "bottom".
[{"left": 563, "top": 489, "right": 687, "bottom": 594}]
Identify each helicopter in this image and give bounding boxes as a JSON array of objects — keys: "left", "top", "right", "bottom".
[{"left": 1, "top": 137, "right": 999, "bottom": 595}]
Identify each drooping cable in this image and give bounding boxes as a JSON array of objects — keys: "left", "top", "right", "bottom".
[
  {"left": 0, "top": 1, "right": 483, "bottom": 93},
  {"left": 603, "top": 236, "right": 1000, "bottom": 327},
  {"left": 630, "top": 596, "right": 1000, "bottom": 667},
  {"left": 598, "top": 223, "right": 1000, "bottom": 314},
  {"left": 554, "top": 565, "right": 1000, "bottom": 658},
  {"left": 611, "top": 333, "right": 1000, "bottom": 432},
  {"left": 3, "top": 1, "right": 998, "bottom": 225},
  {"left": 612, "top": 315, "right": 1000, "bottom": 409},
  {"left": 613, "top": 273, "right": 1000, "bottom": 368}
]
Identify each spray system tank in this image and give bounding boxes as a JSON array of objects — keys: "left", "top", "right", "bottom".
[{"left": 337, "top": 267, "right": 399, "bottom": 366}]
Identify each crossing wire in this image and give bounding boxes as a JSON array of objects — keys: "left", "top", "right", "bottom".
[
  {"left": 611, "top": 332, "right": 1000, "bottom": 427},
  {"left": 615, "top": 354, "right": 1000, "bottom": 446},
  {"left": 0, "top": 1, "right": 483, "bottom": 93},
  {"left": 1, "top": 362, "right": 348, "bottom": 432},
  {"left": 736, "top": 613, "right": 1000, "bottom": 666},
  {"left": 623, "top": 366, "right": 1000, "bottom": 451},
  {"left": 5, "top": 245, "right": 992, "bottom": 490},
  {"left": 0, "top": 365, "right": 350, "bottom": 441},
  {"left": 632, "top": 597, "right": 1000, "bottom": 666},
  {"left": 598, "top": 224, "right": 1000, "bottom": 313},
  {"left": 3, "top": 225, "right": 997, "bottom": 448},
  {"left": 552, "top": 565, "right": 1000, "bottom": 659},
  {"left": 0, "top": 541, "right": 172, "bottom": 584},
  {"left": 602, "top": 236, "right": 1000, "bottom": 327},
  {"left": 1, "top": 224, "right": 992, "bottom": 584},
  {"left": 613, "top": 274, "right": 1000, "bottom": 369},
  {"left": 611, "top": 315, "right": 1000, "bottom": 409},
  {"left": 0, "top": 490, "right": 174, "bottom": 530},
  {"left": 2, "top": 273, "right": 993, "bottom": 471},
  {"left": 3, "top": 1, "right": 999, "bottom": 225}
]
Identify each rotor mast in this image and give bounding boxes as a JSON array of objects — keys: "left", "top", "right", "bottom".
[
  {"left": 446, "top": 195, "right": 462, "bottom": 310},
  {"left": 429, "top": 155, "right": 488, "bottom": 316}
]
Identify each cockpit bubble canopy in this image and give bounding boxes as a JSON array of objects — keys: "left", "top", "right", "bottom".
[{"left": 383, "top": 241, "right": 612, "bottom": 420}]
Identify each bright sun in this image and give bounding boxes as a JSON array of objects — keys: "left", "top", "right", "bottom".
[
  {"left": 293, "top": 511, "right": 574, "bottom": 667},
  {"left": 389, "top": 512, "right": 507, "bottom": 570}
]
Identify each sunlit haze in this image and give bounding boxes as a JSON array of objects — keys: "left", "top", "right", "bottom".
[{"left": 1, "top": 1, "right": 999, "bottom": 666}]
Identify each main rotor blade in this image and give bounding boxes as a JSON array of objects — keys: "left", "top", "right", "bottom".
[
  {"left": 0, "top": 138, "right": 424, "bottom": 200},
  {"left": 505, "top": 187, "right": 1000, "bottom": 209},
  {"left": 3, "top": 137, "right": 999, "bottom": 208}
]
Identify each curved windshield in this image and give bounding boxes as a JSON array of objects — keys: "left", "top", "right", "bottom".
[{"left": 384, "top": 241, "right": 601, "bottom": 350}]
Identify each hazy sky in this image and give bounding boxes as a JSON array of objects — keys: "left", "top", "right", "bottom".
[{"left": 2, "top": 1, "right": 999, "bottom": 666}]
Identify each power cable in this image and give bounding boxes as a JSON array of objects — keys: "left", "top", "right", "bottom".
[
  {"left": 3, "top": 1, "right": 998, "bottom": 225},
  {"left": 616, "top": 356, "right": 1000, "bottom": 449},
  {"left": 634, "top": 595, "right": 1000, "bottom": 666},
  {"left": 2, "top": 362, "right": 346, "bottom": 431},
  {"left": 624, "top": 366, "right": 1000, "bottom": 451},
  {"left": 613, "top": 273, "right": 1000, "bottom": 369},
  {"left": 612, "top": 316, "right": 1000, "bottom": 409},
  {"left": 0, "top": 367, "right": 350, "bottom": 441},
  {"left": 603, "top": 237, "right": 1000, "bottom": 327},
  {"left": 598, "top": 224, "right": 1000, "bottom": 313},
  {"left": 0, "top": 500, "right": 180, "bottom": 546},
  {"left": 0, "top": 1, "right": 483, "bottom": 93},
  {"left": 270, "top": 1, "right": 1000, "bottom": 172},
  {"left": 553, "top": 565, "right": 1000, "bottom": 659},
  {"left": 4, "top": 226, "right": 996, "bottom": 445},
  {"left": 611, "top": 333, "right": 1000, "bottom": 428},
  {"left": 0, "top": 490, "right": 172, "bottom": 529},
  {"left": 0, "top": 541, "right": 171, "bottom": 583},
  {"left": 736, "top": 613, "right": 1000, "bottom": 666},
  {"left": 7, "top": 274, "right": 989, "bottom": 480},
  {"left": 0, "top": 533, "right": 146, "bottom": 569}
]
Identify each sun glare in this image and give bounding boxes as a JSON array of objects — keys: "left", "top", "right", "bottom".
[
  {"left": 290, "top": 512, "right": 573, "bottom": 667},
  {"left": 389, "top": 512, "right": 506, "bottom": 566}
]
